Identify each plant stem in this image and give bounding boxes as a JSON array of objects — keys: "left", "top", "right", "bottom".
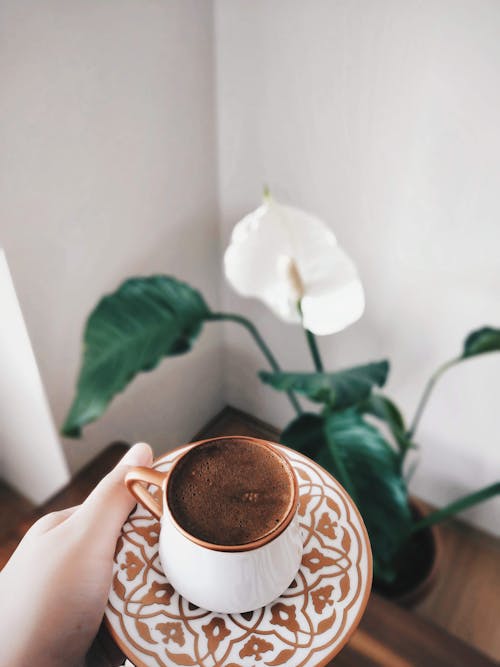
[
  {"left": 411, "top": 482, "right": 500, "bottom": 534},
  {"left": 297, "top": 301, "right": 325, "bottom": 372},
  {"left": 305, "top": 329, "right": 324, "bottom": 372},
  {"left": 208, "top": 312, "right": 302, "bottom": 416},
  {"left": 407, "top": 357, "right": 459, "bottom": 439}
]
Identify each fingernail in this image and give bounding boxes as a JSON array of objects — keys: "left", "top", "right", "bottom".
[{"left": 121, "top": 442, "right": 152, "bottom": 466}]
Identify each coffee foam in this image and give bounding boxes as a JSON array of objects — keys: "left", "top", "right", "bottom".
[{"left": 167, "top": 438, "right": 294, "bottom": 546}]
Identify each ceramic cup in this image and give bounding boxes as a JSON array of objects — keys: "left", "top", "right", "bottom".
[{"left": 125, "top": 436, "right": 303, "bottom": 614}]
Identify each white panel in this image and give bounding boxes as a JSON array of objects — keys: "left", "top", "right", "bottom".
[{"left": 0, "top": 250, "right": 69, "bottom": 503}]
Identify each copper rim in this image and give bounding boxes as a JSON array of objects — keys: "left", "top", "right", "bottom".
[
  {"left": 106, "top": 439, "right": 373, "bottom": 667},
  {"left": 164, "top": 435, "right": 300, "bottom": 553}
]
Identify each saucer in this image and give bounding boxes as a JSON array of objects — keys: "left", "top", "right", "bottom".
[{"left": 106, "top": 443, "right": 372, "bottom": 667}]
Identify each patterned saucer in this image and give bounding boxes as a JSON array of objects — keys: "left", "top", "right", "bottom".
[{"left": 106, "top": 443, "right": 372, "bottom": 667}]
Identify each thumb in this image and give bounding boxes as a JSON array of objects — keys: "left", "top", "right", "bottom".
[{"left": 76, "top": 442, "right": 154, "bottom": 545}]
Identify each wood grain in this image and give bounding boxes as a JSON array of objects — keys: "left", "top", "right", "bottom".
[
  {"left": 336, "top": 595, "right": 495, "bottom": 667},
  {"left": 414, "top": 514, "right": 500, "bottom": 661}
]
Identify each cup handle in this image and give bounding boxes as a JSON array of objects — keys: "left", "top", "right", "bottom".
[{"left": 125, "top": 466, "right": 166, "bottom": 520}]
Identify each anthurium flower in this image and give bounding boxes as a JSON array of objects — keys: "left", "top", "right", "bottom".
[{"left": 224, "top": 197, "right": 365, "bottom": 335}]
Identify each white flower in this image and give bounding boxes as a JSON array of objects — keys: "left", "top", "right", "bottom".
[{"left": 224, "top": 197, "right": 365, "bottom": 335}]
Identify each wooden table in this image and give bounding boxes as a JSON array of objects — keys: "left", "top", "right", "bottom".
[{"left": 2, "top": 407, "right": 497, "bottom": 666}]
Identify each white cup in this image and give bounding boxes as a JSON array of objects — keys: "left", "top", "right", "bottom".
[{"left": 125, "top": 436, "right": 303, "bottom": 614}]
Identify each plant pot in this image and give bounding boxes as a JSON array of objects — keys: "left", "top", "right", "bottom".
[{"left": 373, "top": 498, "right": 442, "bottom": 607}]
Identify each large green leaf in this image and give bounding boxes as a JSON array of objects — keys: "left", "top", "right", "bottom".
[
  {"left": 361, "top": 394, "right": 405, "bottom": 431},
  {"left": 462, "top": 327, "right": 500, "bottom": 358},
  {"left": 323, "top": 410, "right": 412, "bottom": 575},
  {"left": 361, "top": 394, "right": 412, "bottom": 455},
  {"left": 62, "top": 276, "right": 210, "bottom": 438},
  {"left": 281, "top": 413, "right": 325, "bottom": 461},
  {"left": 259, "top": 360, "right": 389, "bottom": 409},
  {"left": 281, "top": 410, "right": 413, "bottom": 583},
  {"left": 280, "top": 413, "right": 340, "bottom": 488}
]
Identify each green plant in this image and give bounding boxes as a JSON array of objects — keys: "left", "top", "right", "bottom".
[
  {"left": 61, "top": 274, "right": 500, "bottom": 585},
  {"left": 62, "top": 198, "right": 500, "bottom": 587}
]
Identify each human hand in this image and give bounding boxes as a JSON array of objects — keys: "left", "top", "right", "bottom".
[{"left": 0, "top": 442, "right": 153, "bottom": 667}]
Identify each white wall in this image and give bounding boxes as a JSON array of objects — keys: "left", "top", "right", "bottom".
[
  {"left": 0, "top": 0, "right": 223, "bottom": 474},
  {"left": 1, "top": 0, "right": 498, "bottom": 533},
  {"left": 215, "top": 0, "right": 500, "bottom": 534}
]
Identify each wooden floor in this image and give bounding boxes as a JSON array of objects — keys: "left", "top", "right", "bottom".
[
  {"left": 0, "top": 480, "right": 33, "bottom": 536},
  {"left": 1, "top": 407, "right": 498, "bottom": 666},
  {"left": 415, "top": 511, "right": 500, "bottom": 659}
]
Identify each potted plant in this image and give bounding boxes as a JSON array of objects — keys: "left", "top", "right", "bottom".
[{"left": 62, "top": 194, "right": 499, "bottom": 601}]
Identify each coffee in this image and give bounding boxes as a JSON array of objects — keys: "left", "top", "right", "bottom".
[{"left": 167, "top": 438, "right": 294, "bottom": 546}]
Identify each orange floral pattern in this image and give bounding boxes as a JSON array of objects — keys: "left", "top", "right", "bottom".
[
  {"left": 121, "top": 551, "right": 144, "bottom": 581},
  {"left": 311, "top": 585, "right": 334, "bottom": 614},
  {"left": 106, "top": 445, "right": 371, "bottom": 667},
  {"left": 270, "top": 603, "right": 300, "bottom": 633},
  {"left": 239, "top": 636, "right": 274, "bottom": 660},
  {"left": 156, "top": 622, "right": 185, "bottom": 646},
  {"left": 317, "top": 512, "right": 337, "bottom": 539},
  {"left": 202, "top": 617, "right": 231, "bottom": 653}
]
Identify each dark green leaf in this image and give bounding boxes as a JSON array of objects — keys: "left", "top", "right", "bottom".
[
  {"left": 280, "top": 409, "right": 413, "bottom": 583},
  {"left": 281, "top": 413, "right": 326, "bottom": 460},
  {"left": 361, "top": 394, "right": 411, "bottom": 454},
  {"left": 280, "top": 413, "right": 335, "bottom": 482},
  {"left": 462, "top": 327, "right": 500, "bottom": 358},
  {"left": 323, "top": 410, "right": 412, "bottom": 582},
  {"left": 362, "top": 394, "right": 404, "bottom": 431},
  {"left": 62, "top": 276, "right": 210, "bottom": 437},
  {"left": 412, "top": 481, "right": 500, "bottom": 533},
  {"left": 260, "top": 360, "right": 389, "bottom": 409}
]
